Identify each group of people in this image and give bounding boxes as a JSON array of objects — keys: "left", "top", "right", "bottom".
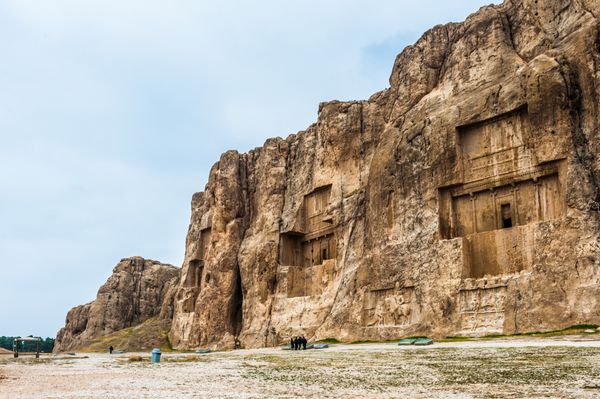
[{"left": 290, "top": 335, "right": 307, "bottom": 350}]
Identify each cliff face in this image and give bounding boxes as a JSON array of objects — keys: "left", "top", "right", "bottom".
[
  {"left": 55, "top": 257, "right": 178, "bottom": 352},
  {"left": 168, "top": 0, "right": 600, "bottom": 349}
]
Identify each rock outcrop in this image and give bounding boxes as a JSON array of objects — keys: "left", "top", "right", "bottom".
[
  {"left": 54, "top": 257, "right": 178, "bottom": 352},
  {"left": 168, "top": 0, "right": 600, "bottom": 349}
]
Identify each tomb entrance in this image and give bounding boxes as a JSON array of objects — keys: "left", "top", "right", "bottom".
[
  {"left": 439, "top": 106, "right": 565, "bottom": 278},
  {"left": 279, "top": 185, "right": 337, "bottom": 297}
]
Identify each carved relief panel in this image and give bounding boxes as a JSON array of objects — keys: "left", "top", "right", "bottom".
[
  {"left": 362, "top": 286, "right": 419, "bottom": 328},
  {"left": 303, "top": 185, "right": 333, "bottom": 236},
  {"left": 459, "top": 284, "right": 507, "bottom": 335},
  {"left": 458, "top": 106, "right": 532, "bottom": 183}
]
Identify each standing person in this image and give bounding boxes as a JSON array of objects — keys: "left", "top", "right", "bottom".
[
  {"left": 294, "top": 336, "right": 299, "bottom": 350},
  {"left": 290, "top": 336, "right": 294, "bottom": 350},
  {"left": 109, "top": 345, "right": 113, "bottom": 354},
  {"left": 302, "top": 335, "right": 307, "bottom": 350}
]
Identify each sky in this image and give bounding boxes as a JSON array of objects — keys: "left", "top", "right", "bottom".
[{"left": 0, "top": 0, "right": 500, "bottom": 338}]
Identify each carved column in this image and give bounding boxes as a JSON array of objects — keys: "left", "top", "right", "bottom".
[
  {"left": 534, "top": 179, "right": 542, "bottom": 221},
  {"left": 490, "top": 189, "right": 498, "bottom": 228},
  {"left": 470, "top": 193, "right": 477, "bottom": 233},
  {"left": 511, "top": 184, "right": 519, "bottom": 226}
]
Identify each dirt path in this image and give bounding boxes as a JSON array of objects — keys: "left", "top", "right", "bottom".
[{"left": 2, "top": 337, "right": 600, "bottom": 398}]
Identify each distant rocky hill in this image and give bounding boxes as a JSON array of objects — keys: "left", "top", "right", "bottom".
[
  {"left": 54, "top": 257, "right": 178, "bottom": 352},
  {"left": 56, "top": 0, "right": 600, "bottom": 351}
]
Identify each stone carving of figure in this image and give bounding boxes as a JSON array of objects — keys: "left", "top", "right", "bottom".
[{"left": 383, "top": 296, "right": 397, "bottom": 326}]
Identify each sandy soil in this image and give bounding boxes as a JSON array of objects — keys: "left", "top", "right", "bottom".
[{"left": 1, "top": 337, "right": 600, "bottom": 398}]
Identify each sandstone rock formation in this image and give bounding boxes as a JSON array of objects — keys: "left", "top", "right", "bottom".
[
  {"left": 54, "top": 257, "right": 178, "bottom": 352},
  {"left": 168, "top": 0, "right": 600, "bottom": 349}
]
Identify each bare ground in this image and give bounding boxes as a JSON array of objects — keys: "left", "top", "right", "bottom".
[{"left": 2, "top": 337, "right": 600, "bottom": 398}]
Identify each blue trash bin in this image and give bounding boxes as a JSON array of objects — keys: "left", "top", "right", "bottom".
[{"left": 151, "top": 348, "right": 161, "bottom": 363}]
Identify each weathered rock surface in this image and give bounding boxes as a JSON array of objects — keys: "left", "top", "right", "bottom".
[
  {"left": 168, "top": 0, "right": 600, "bottom": 349},
  {"left": 54, "top": 257, "right": 178, "bottom": 352}
]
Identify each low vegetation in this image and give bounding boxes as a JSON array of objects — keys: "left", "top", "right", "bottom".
[
  {"left": 442, "top": 324, "right": 600, "bottom": 342},
  {"left": 2, "top": 340, "right": 600, "bottom": 397},
  {"left": 316, "top": 338, "right": 340, "bottom": 344},
  {"left": 239, "top": 346, "right": 600, "bottom": 397},
  {"left": 78, "top": 318, "right": 172, "bottom": 353}
]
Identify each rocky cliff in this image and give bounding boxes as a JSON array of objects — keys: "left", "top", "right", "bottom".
[
  {"left": 54, "top": 257, "right": 178, "bottom": 352},
  {"left": 168, "top": 0, "right": 600, "bottom": 349}
]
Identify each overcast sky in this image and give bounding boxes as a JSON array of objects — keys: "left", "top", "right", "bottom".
[{"left": 0, "top": 0, "right": 499, "bottom": 338}]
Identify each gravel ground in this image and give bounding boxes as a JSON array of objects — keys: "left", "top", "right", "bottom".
[{"left": 1, "top": 337, "right": 600, "bottom": 398}]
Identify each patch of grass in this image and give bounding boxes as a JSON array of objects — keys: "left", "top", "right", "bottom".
[
  {"left": 349, "top": 340, "right": 377, "bottom": 344},
  {"left": 7, "top": 357, "right": 55, "bottom": 365},
  {"left": 165, "top": 334, "right": 174, "bottom": 352},
  {"left": 437, "top": 324, "right": 600, "bottom": 342},
  {"left": 163, "top": 355, "right": 212, "bottom": 363},
  {"left": 427, "top": 347, "right": 599, "bottom": 387},
  {"left": 481, "top": 324, "right": 600, "bottom": 340},
  {"left": 127, "top": 355, "right": 145, "bottom": 362},
  {"left": 77, "top": 318, "right": 172, "bottom": 353},
  {"left": 350, "top": 337, "right": 421, "bottom": 344},
  {"left": 481, "top": 334, "right": 507, "bottom": 339},
  {"left": 240, "top": 345, "right": 600, "bottom": 396},
  {"left": 439, "top": 336, "right": 473, "bottom": 342},
  {"left": 316, "top": 338, "right": 340, "bottom": 344},
  {"left": 245, "top": 354, "right": 286, "bottom": 364},
  {"left": 570, "top": 324, "right": 599, "bottom": 330}
]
